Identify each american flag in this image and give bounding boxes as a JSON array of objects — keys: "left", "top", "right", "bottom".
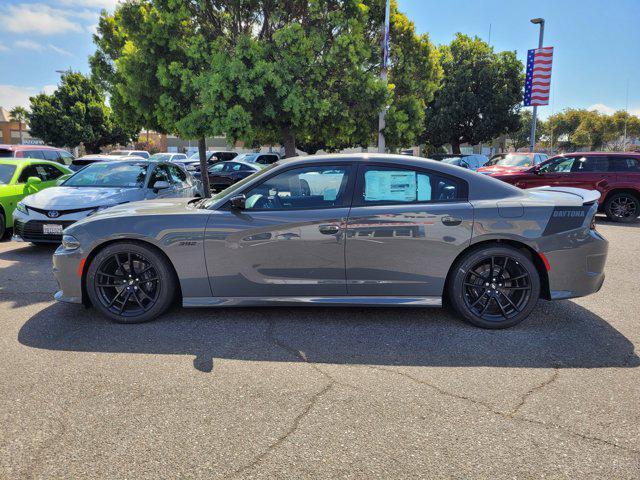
[{"left": 524, "top": 46, "right": 553, "bottom": 106}]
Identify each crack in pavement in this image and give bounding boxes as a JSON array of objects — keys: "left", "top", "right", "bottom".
[
  {"left": 369, "top": 366, "right": 639, "bottom": 455},
  {"left": 229, "top": 381, "right": 335, "bottom": 478},
  {"left": 508, "top": 368, "right": 559, "bottom": 417}
]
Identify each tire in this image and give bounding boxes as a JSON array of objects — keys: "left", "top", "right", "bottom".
[
  {"left": 604, "top": 192, "right": 640, "bottom": 223},
  {"left": 0, "top": 212, "right": 6, "bottom": 240},
  {"left": 448, "top": 245, "right": 541, "bottom": 329},
  {"left": 86, "top": 242, "right": 177, "bottom": 324}
]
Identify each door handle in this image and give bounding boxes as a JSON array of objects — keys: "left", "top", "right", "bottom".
[
  {"left": 318, "top": 224, "right": 340, "bottom": 235},
  {"left": 441, "top": 216, "right": 462, "bottom": 226}
]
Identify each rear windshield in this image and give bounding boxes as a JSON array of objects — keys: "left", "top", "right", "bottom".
[
  {"left": 64, "top": 162, "right": 148, "bottom": 188},
  {"left": 0, "top": 164, "right": 16, "bottom": 184},
  {"left": 0, "top": 149, "right": 15, "bottom": 158}
]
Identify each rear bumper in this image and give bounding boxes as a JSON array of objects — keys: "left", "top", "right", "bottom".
[{"left": 544, "top": 229, "right": 608, "bottom": 300}]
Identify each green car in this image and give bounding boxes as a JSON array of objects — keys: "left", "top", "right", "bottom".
[{"left": 0, "top": 159, "right": 72, "bottom": 239}]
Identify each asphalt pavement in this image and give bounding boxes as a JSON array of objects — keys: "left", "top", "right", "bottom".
[{"left": 1, "top": 217, "right": 639, "bottom": 479}]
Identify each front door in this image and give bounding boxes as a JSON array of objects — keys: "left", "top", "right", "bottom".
[
  {"left": 345, "top": 164, "right": 473, "bottom": 297},
  {"left": 204, "top": 163, "right": 354, "bottom": 297}
]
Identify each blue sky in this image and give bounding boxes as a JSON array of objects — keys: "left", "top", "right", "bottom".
[{"left": 0, "top": 0, "right": 638, "bottom": 118}]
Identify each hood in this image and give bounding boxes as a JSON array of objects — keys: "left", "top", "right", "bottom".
[
  {"left": 85, "top": 197, "right": 198, "bottom": 219},
  {"left": 477, "top": 165, "right": 529, "bottom": 175},
  {"left": 22, "top": 186, "right": 137, "bottom": 209}
]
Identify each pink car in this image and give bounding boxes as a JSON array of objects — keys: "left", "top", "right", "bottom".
[{"left": 477, "top": 152, "right": 548, "bottom": 176}]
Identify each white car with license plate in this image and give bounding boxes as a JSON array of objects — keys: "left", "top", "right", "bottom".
[{"left": 12, "top": 160, "right": 199, "bottom": 244}]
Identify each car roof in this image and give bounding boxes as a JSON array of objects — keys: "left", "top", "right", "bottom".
[
  {"left": 0, "top": 144, "right": 63, "bottom": 151},
  {"left": 0, "top": 158, "right": 68, "bottom": 167},
  {"left": 553, "top": 151, "right": 640, "bottom": 157}
]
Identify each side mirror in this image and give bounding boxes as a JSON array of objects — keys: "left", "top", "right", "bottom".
[
  {"left": 153, "top": 180, "right": 170, "bottom": 191},
  {"left": 230, "top": 194, "right": 246, "bottom": 210},
  {"left": 26, "top": 176, "right": 42, "bottom": 185}
]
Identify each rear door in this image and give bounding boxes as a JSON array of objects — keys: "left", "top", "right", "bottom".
[
  {"left": 345, "top": 163, "right": 473, "bottom": 297},
  {"left": 564, "top": 155, "right": 614, "bottom": 193}
]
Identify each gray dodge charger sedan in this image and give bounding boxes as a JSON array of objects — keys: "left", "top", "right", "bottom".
[{"left": 53, "top": 154, "right": 608, "bottom": 329}]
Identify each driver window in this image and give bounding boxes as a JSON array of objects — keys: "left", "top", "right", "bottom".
[
  {"left": 539, "top": 157, "right": 575, "bottom": 173},
  {"left": 243, "top": 165, "right": 351, "bottom": 210},
  {"left": 149, "top": 165, "right": 172, "bottom": 186}
]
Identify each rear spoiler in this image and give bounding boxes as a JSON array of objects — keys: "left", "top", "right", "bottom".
[{"left": 527, "top": 186, "right": 601, "bottom": 205}]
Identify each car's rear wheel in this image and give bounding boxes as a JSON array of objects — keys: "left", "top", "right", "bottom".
[
  {"left": 448, "top": 245, "right": 540, "bottom": 329},
  {"left": 86, "top": 242, "right": 177, "bottom": 323},
  {"left": 604, "top": 192, "right": 639, "bottom": 223}
]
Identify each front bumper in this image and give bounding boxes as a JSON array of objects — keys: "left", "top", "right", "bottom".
[
  {"left": 545, "top": 229, "right": 608, "bottom": 300},
  {"left": 12, "top": 208, "right": 93, "bottom": 244},
  {"left": 52, "top": 245, "right": 85, "bottom": 304}
]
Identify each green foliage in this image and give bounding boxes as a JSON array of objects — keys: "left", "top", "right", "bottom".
[
  {"left": 423, "top": 33, "right": 524, "bottom": 153},
  {"left": 509, "top": 110, "right": 546, "bottom": 150},
  {"left": 27, "top": 72, "right": 136, "bottom": 153},
  {"left": 547, "top": 109, "right": 640, "bottom": 151}
]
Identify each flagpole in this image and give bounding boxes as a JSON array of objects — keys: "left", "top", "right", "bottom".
[
  {"left": 529, "top": 18, "right": 545, "bottom": 152},
  {"left": 378, "top": 0, "right": 390, "bottom": 153}
]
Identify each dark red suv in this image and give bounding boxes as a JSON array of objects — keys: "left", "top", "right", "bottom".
[{"left": 492, "top": 152, "right": 640, "bottom": 222}]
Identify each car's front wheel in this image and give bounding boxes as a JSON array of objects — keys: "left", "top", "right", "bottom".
[
  {"left": 448, "top": 245, "right": 541, "bottom": 329},
  {"left": 0, "top": 212, "right": 6, "bottom": 240},
  {"left": 604, "top": 192, "right": 639, "bottom": 223},
  {"left": 86, "top": 242, "right": 177, "bottom": 323}
]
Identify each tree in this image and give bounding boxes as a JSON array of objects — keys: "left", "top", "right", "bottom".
[
  {"left": 509, "top": 110, "right": 546, "bottom": 151},
  {"left": 378, "top": 1, "right": 441, "bottom": 150},
  {"left": 28, "top": 72, "right": 136, "bottom": 153},
  {"left": 423, "top": 33, "right": 524, "bottom": 153},
  {"left": 9, "top": 106, "right": 28, "bottom": 144}
]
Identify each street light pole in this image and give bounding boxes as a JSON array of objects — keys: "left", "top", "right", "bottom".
[
  {"left": 529, "top": 18, "right": 545, "bottom": 152},
  {"left": 378, "top": 0, "right": 390, "bottom": 153}
]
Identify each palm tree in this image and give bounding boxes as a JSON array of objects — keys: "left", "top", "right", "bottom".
[{"left": 9, "top": 106, "right": 28, "bottom": 144}]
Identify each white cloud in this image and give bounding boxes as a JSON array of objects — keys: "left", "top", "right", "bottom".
[
  {"left": 48, "top": 44, "right": 74, "bottom": 57},
  {"left": 43, "top": 85, "right": 58, "bottom": 95},
  {"left": 589, "top": 103, "right": 640, "bottom": 117},
  {"left": 14, "top": 39, "right": 44, "bottom": 51},
  {"left": 58, "top": 0, "right": 119, "bottom": 10},
  {"left": 588, "top": 103, "right": 616, "bottom": 115},
  {"left": 3, "top": 4, "right": 83, "bottom": 35},
  {"left": 0, "top": 43, "right": 8, "bottom": 52},
  {"left": 0, "top": 85, "right": 52, "bottom": 110}
]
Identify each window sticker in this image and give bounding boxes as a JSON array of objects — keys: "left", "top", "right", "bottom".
[{"left": 365, "top": 170, "right": 417, "bottom": 202}]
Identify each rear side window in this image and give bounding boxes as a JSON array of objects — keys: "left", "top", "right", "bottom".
[
  {"left": 611, "top": 157, "right": 640, "bottom": 172},
  {"left": 0, "top": 149, "right": 14, "bottom": 158},
  {"left": 571, "top": 156, "right": 610, "bottom": 173},
  {"left": 22, "top": 150, "right": 45, "bottom": 160},
  {"left": 59, "top": 151, "right": 74, "bottom": 165},
  {"left": 361, "top": 166, "right": 466, "bottom": 204},
  {"left": 42, "top": 150, "right": 60, "bottom": 162}
]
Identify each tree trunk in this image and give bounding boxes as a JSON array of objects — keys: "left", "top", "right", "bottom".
[
  {"left": 198, "top": 136, "right": 211, "bottom": 198},
  {"left": 18, "top": 125, "right": 23, "bottom": 144},
  {"left": 283, "top": 129, "right": 296, "bottom": 158},
  {"left": 451, "top": 141, "right": 461, "bottom": 154}
]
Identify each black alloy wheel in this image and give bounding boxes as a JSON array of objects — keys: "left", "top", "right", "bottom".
[
  {"left": 605, "top": 193, "right": 640, "bottom": 223},
  {"left": 0, "top": 212, "right": 5, "bottom": 240},
  {"left": 449, "top": 245, "right": 541, "bottom": 329},
  {"left": 86, "top": 242, "right": 177, "bottom": 323}
]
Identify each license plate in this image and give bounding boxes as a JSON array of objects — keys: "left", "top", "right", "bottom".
[{"left": 43, "top": 224, "right": 63, "bottom": 235}]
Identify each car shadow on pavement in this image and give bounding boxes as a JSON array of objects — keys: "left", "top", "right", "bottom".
[
  {"left": 18, "top": 298, "right": 639, "bottom": 373},
  {"left": 595, "top": 214, "right": 640, "bottom": 228},
  {"left": 0, "top": 243, "right": 58, "bottom": 307}
]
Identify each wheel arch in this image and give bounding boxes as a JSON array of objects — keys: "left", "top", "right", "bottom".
[
  {"left": 602, "top": 188, "right": 640, "bottom": 206},
  {"left": 444, "top": 238, "right": 550, "bottom": 302},
  {"left": 81, "top": 238, "right": 182, "bottom": 307}
]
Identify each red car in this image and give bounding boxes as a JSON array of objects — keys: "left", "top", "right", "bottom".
[
  {"left": 477, "top": 152, "right": 548, "bottom": 175},
  {"left": 492, "top": 152, "right": 640, "bottom": 222},
  {"left": 0, "top": 144, "right": 74, "bottom": 166}
]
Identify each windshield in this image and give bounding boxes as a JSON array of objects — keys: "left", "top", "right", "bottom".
[
  {"left": 200, "top": 163, "right": 278, "bottom": 208},
  {"left": 485, "top": 154, "right": 533, "bottom": 167},
  {"left": 440, "top": 157, "right": 462, "bottom": 166},
  {"left": 0, "top": 164, "right": 16, "bottom": 184},
  {"left": 63, "top": 162, "right": 148, "bottom": 188}
]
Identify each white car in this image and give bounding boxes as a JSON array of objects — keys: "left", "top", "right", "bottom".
[
  {"left": 12, "top": 160, "right": 198, "bottom": 244},
  {"left": 107, "top": 150, "right": 150, "bottom": 159}
]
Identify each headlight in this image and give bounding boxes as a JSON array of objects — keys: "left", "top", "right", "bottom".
[
  {"left": 61, "top": 234, "right": 80, "bottom": 251},
  {"left": 16, "top": 202, "right": 28, "bottom": 214}
]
